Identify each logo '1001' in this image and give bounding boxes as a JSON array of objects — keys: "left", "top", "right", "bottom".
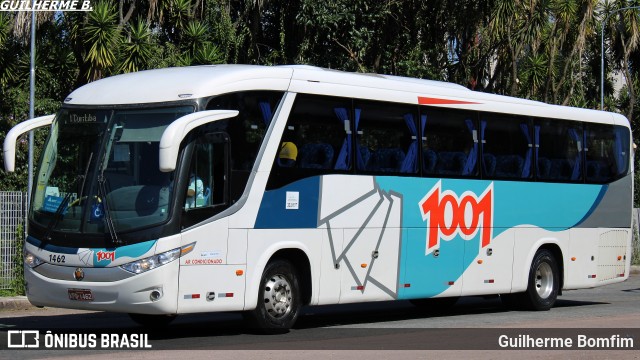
[{"left": 419, "top": 181, "right": 494, "bottom": 255}]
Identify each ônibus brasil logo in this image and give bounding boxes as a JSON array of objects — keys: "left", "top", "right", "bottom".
[{"left": 419, "top": 181, "right": 493, "bottom": 255}]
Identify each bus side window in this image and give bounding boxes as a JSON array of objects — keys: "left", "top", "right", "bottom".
[
  {"left": 181, "top": 133, "right": 230, "bottom": 228},
  {"left": 536, "top": 119, "right": 583, "bottom": 182},
  {"left": 184, "top": 141, "right": 214, "bottom": 210},
  {"left": 585, "top": 124, "right": 630, "bottom": 183},
  {"left": 420, "top": 107, "right": 478, "bottom": 177},
  {"left": 266, "top": 94, "right": 350, "bottom": 189},
  {"left": 355, "top": 100, "right": 418, "bottom": 174},
  {"left": 481, "top": 114, "right": 532, "bottom": 180},
  {"left": 206, "top": 91, "right": 284, "bottom": 202}
]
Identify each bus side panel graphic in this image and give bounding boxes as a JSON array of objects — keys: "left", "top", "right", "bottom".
[{"left": 255, "top": 175, "right": 608, "bottom": 299}]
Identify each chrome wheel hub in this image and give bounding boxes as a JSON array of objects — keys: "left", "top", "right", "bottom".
[
  {"left": 263, "top": 274, "right": 292, "bottom": 319},
  {"left": 535, "top": 262, "right": 553, "bottom": 299}
]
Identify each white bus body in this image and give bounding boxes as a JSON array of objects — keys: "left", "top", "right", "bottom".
[{"left": 4, "top": 65, "right": 633, "bottom": 331}]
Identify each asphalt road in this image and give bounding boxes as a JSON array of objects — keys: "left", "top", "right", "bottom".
[{"left": 1, "top": 274, "right": 639, "bottom": 359}]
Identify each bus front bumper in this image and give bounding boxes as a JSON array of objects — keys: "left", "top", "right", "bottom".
[{"left": 24, "top": 260, "right": 179, "bottom": 314}]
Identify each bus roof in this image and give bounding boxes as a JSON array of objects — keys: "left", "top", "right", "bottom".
[{"left": 63, "top": 64, "right": 627, "bottom": 127}]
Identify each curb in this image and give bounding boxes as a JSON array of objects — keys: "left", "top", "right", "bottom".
[{"left": 0, "top": 296, "right": 35, "bottom": 311}]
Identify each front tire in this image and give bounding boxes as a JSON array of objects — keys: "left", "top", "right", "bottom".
[
  {"left": 520, "top": 249, "right": 559, "bottom": 311},
  {"left": 248, "top": 259, "right": 301, "bottom": 333}
]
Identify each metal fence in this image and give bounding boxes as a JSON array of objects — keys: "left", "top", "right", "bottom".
[{"left": 0, "top": 191, "right": 25, "bottom": 290}]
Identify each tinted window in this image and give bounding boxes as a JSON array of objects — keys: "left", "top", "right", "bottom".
[
  {"left": 207, "top": 91, "right": 283, "bottom": 171},
  {"left": 206, "top": 91, "right": 283, "bottom": 200},
  {"left": 356, "top": 100, "right": 419, "bottom": 174},
  {"left": 536, "top": 119, "right": 583, "bottom": 182},
  {"left": 481, "top": 114, "right": 532, "bottom": 179},
  {"left": 181, "top": 133, "right": 229, "bottom": 228},
  {"left": 421, "top": 107, "right": 478, "bottom": 177},
  {"left": 585, "top": 124, "right": 630, "bottom": 183},
  {"left": 267, "top": 94, "right": 350, "bottom": 189}
]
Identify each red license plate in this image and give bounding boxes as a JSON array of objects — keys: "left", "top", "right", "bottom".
[{"left": 68, "top": 288, "right": 94, "bottom": 301}]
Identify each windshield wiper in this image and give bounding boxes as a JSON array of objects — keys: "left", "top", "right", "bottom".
[{"left": 97, "top": 174, "right": 122, "bottom": 246}]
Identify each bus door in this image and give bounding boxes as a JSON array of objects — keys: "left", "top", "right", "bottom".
[{"left": 177, "top": 132, "right": 245, "bottom": 312}]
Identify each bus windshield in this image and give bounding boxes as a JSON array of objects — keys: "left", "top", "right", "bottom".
[{"left": 31, "top": 106, "right": 193, "bottom": 236}]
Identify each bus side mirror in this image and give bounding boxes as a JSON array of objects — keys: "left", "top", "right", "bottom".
[
  {"left": 159, "top": 110, "right": 238, "bottom": 172},
  {"left": 3, "top": 114, "right": 55, "bottom": 172}
]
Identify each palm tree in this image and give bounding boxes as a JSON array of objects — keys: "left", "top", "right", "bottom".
[
  {"left": 0, "top": 13, "right": 17, "bottom": 88},
  {"left": 601, "top": 0, "right": 640, "bottom": 118},
  {"left": 84, "top": 0, "right": 121, "bottom": 81},
  {"left": 119, "top": 18, "right": 154, "bottom": 73}
]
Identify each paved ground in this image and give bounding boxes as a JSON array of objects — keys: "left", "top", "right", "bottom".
[{"left": 1, "top": 267, "right": 639, "bottom": 359}]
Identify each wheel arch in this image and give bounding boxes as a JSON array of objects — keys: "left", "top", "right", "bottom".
[
  {"left": 513, "top": 237, "right": 567, "bottom": 293},
  {"left": 244, "top": 243, "right": 314, "bottom": 311},
  {"left": 537, "top": 243, "right": 564, "bottom": 294},
  {"left": 270, "top": 248, "right": 312, "bottom": 306}
]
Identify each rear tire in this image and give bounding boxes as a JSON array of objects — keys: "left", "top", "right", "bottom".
[
  {"left": 520, "top": 249, "right": 559, "bottom": 311},
  {"left": 248, "top": 259, "right": 301, "bottom": 333},
  {"left": 128, "top": 313, "right": 176, "bottom": 327}
]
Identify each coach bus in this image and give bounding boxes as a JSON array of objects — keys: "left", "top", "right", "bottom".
[{"left": 3, "top": 65, "right": 633, "bottom": 331}]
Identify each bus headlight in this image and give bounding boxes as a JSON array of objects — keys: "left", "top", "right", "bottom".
[
  {"left": 25, "top": 251, "right": 44, "bottom": 268},
  {"left": 120, "top": 242, "right": 195, "bottom": 274}
]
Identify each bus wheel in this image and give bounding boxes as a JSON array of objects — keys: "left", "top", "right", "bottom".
[
  {"left": 249, "top": 259, "right": 301, "bottom": 333},
  {"left": 521, "top": 249, "right": 559, "bottom": 311},
  {"left": 128, "top": 313, "right": 176, "bottom": 327}
]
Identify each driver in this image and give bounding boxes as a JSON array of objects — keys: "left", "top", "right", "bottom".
[{"left": 185, "top": 173, "right": 204, "bottom": 208}]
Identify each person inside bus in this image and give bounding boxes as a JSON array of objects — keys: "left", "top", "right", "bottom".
[
  {"left": 185, "top": 172, "right": 204, "bottom": 208},
  {"left": 278, "top": 141, "right": 298, "bottom": 167}
]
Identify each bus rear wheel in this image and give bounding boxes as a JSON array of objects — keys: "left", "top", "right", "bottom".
[
  {"left": 521, "top": 249, "right": 559, "bottom": 311},
  {"left": 248, "top": 259, "right": 301, "bottom": 333}
]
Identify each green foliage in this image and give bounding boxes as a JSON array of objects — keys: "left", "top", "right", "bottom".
[
  {"left": 182, "top": 21, "right": 209, "bottom": 53},
  {"left": 0, "top": 0, "right": 640, "bottom": 197},
  {"left": 193, "top": 42, "right": 224, "bottom": 65},
  {"left": 521, "top": 54, "right": 549, "bottom": 98},
  {"left": 9, "top": 223, "right": 25, "bottom": 295},
  {"left": 119, "top": 18, "right": 154, "bottom": 73},
  {"left": 169, "top": 0, "right": 192, "bottom": 32},
  {"left": 84, "top": 0, "right": 120, "bottom": 80}
]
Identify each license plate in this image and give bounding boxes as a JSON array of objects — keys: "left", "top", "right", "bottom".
[{"left": 68, "top": 288, "right": 94, "bottom": 301}]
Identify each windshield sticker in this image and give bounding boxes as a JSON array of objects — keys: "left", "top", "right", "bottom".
[
  {"left": 90, "top": 203, "right": 104, "bottom": 222},
  {"left": 42, "top": 195, "right": 67, "bottom": 214}
]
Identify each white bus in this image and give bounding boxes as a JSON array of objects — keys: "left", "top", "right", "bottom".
[{"left": 3, "top": 65, "right": 633, "bottom": 332}]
